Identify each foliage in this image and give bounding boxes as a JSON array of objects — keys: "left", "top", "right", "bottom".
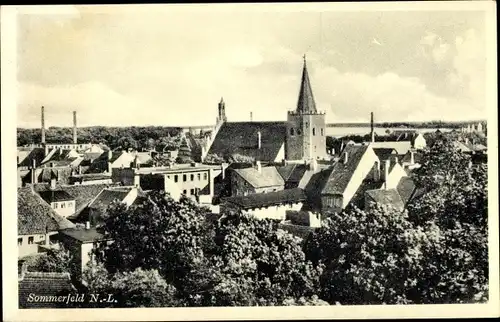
[
  {"left": 176, "top": 137, "right": 193, "bottom": 164},
  {"left": 228, "top": 153, "right": 255, "bottom": 163},
  {"left": 304, "top": 205, "right": 440, "bottom": 305},
  {"left": 204, "top": 153, "right": 225, "bottom": 164},
  {"left": 25, "top": 245, "right": 73, "bottom": 273}
]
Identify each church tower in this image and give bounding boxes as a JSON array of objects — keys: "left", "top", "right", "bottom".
[
  {"left": 216, "top": 97, "right": 227, "bottom": 125},
  {"left": 285, "top": 57, "right": 327, "bottom": 160}
]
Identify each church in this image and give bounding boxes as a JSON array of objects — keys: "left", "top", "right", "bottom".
[{"left": 206, "top": 57, "right": 328, "bottom": 163}]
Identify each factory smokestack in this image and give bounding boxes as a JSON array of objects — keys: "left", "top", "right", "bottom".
[
  {"left": 73, "top": 111, "right": 77, "bottom": 144},
  {"left": 370, "top": 111, "right": 375, "bottom": 143},
  {"left": 41, "top": 106, "right": 46, "bottom": 144}
]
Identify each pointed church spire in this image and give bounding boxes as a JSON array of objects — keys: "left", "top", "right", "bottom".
[{"left": 296, "top": 55, "right": 317, "bottom": 114}]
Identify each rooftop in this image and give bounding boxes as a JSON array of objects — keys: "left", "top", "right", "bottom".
[
  {"left": 223, "top": 187, "right": 307, "bottom": 209},
  {"left": 38, "top": 190, "right": 75, "bottom": 203},
  {"left": 233, "top": 166, "right": 284, "bottom": 188},
  {"left": 60, "top": 227, "right": 106, "bottom": 243},
  {"left": 368, "top": 141, "right": 412, "bottom": 155},
  {"left": 365, "top": 188, "right": 405, "bottom": 211},
  {"left": 19, "top": 272, "right": 75, "bottom": 308},
  {"left": 18, "top": 187, "right": 75, "bottom": 235}
]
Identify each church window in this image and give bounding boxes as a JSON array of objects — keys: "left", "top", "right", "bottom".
[
  {"left": 290, "top": 128, "right": 294, "bottom": 136},
  {"left": 312, "top": 128, "right": 316, "bottom": 136}
]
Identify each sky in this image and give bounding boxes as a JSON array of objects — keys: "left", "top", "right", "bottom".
[{"left": 15, "top": 4, "right": 492, "bottom": 128}]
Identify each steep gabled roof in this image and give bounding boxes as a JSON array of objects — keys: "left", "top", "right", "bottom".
[
  {"left": 17, "top": 187, "right": 75, "bottom": 235},
  {"left": 373, "top": 148, "right": 397, "bottom": 162},
  {"left": 18, "top": 272, "right": 76, "bottom": 308},
  {"left": 60, "top": 227, "right": 107, "bottom": 243},
  {"left": 321, "top": 145, "right": 369, "bottom": 195},
  {"left": 89, "top": 188, "right": 131, "bottom": 212},
  {"left": 223, "top": 188, "right": 307, "bottom": 209},
  {"left": 369, "top": 141, "right": 412, "bottom": 155},
  {"left": 207, "top": 122, "right": 287, "bottom": 162},
  {"left": 296, "top": 58, "right": 317, "bottom": 114},
  {"left": 365, "top": 188, "right": 405, "bottom": 210},
  {"left": 38, "top": 190, "right": 74, "bottom": 203},
  {"left": 18, "top": 148, "right": 45, "bottom": 168},
  {"left": 276, "top": 163, "right": 308, "bottom": 185},
  {"left": 396, "top": 176, "right": 416, "bottom": 206},
  {"left": 233, "top": 166, "right": 284, "bottom": 188}
]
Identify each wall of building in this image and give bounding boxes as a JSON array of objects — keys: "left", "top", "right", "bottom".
[
  {"left": 286, "top": 112, "right": 326, "bottom": 160},
  {"left": 241, "top": 202, "right": 303, "bottom": 221},
  {"left": 230, "top": 171, "right": 283, "bottom": 197},
  {"left": 320, "top": 194, "right": 343, "bottom": 213},
  {"left": 413, "top": 135, "right": 427, "bottom": 149},
  {"left": 17, "top": 232, "right": 56, "bottom": 258},
  {"left": 111, "top": 168, "right": 135, "bottom": 185},
  {"left": 385, "top": 163, "right": 407, "bottom": 190},
  {"left": 164, "top": 169, "right": 212, "bottom": 198},
  {"left": 342, "top": 147, "right": 379, "bottom": 209},
  {"left": 51, "top": 200, "right": 75, "bottom": 218}
]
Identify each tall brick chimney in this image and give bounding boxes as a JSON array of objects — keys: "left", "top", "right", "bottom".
[
  {"left": 370, "top": 111, "right": 375, "bottom": 143},
  {"left": 73, "top": 111, "right": 77, "bottom": 144},
  {"left": 41, "top": 106, "right": 46, "bottom": 144}
]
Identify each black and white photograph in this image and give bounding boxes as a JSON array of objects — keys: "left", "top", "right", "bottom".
[{"left": 1, "top": 2, "right": 498, "bottom": 321}]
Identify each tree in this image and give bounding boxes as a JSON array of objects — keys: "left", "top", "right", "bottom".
[
  {"left": 26, "top": 245, "right": 73, "bottom": 273},
  {"left": 195, "top": 212, "right": 324, "bottom": 306},
  {"left": 204, "top": 153, "right": 225, "bottom": 164},
  {"left": 228, "top": 153, "right": 255, "bottom": 163},
  {"left": 176, "top": 137, "right": 193, "bottom": 164},
  {"left": 406, "top": 134, "right": 488, "bottom": 303},
  {"left": 94, "top": 192, "right": 211, "bottom": 298},
  {"left": 304, "top": 205, "right": 441, "bottom": 305}
]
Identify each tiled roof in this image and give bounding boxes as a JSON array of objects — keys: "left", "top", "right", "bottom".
[
  {"left": 321, "top": 145, "right": 369, "bottom": 195},
  {"left": 89, "top": 188, "right": 131, "bottom": 212},
  {"left": 38, "top": 190, "right": 74, "bottom": 203},
  {"left": 18, "top": 148, "right": 45, "bottom": 168},
  {"left": 60, "top": 227, "right": 106, "bottom": 243},
  {"left": 18, "top": 272, "right": 76, "bottom": 308},
  {"left": 276, "top": 163, "right": 308, "bottom": 185},
  {"left": 295, "top": 59, "right": 317, "bottom": 113},
  {"left": 207, "top": 122, "right": 287, "bottom": 162},
  {"left": 18, "top": 187, "right": 75, "bottom": 235},
  {"left": 233, "top": 166, "right": 284, "bottom": 188},
  {"left": 396, "top": 176, "right": 416, "bottom": 206},
  {"left": 223, "top": 188, "right": 307, "bottom": 209},
  {"left": 365, "top": 188, "right": 405, "bottom": 210},
  {"left": 372, "top": 148, "right": 397, "bottom": 162},
  {"left": 369, "top": 141, "right": 412, "bottom": 155},
  {"left": 349, "top": 176, "right": 382, "bottom": 210}
]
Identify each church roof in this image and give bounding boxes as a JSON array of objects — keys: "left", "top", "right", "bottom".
[
  {"left": 296, "top": 58, "right": 317, "bottom": 114},
  {"left": 207, "top": 122, "right": 286, "bottom": 162}
]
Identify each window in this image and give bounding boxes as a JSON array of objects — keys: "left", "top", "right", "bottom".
[
  {"left": 53, "top": 203, "right": 58, "bottom": 209},
  {"left": 174, "top": 175, "right": 178, "bottom": 182},
  {"left": 167, "top": 175, "right": 170, "bottom": 179},
  {"left": 197, "top": 173, "right": 201, "bottom": 181},
  {"left": 39, "top": 235, "right": 45, "bottom": 239},
  {"left": 203, "top": 173, "right": 208, "bottom": 180},
  {"left": 183, "top": 174, "right": 187, "bottom": 182},
  {"left": 61, "top": 202, "right": 66, "bottom": 208},
  {"left": 17, "top": 238, "right": 22, "bottom": 246},
  {"left": 183, "top": 189, "right": 187, "bottom": 195},
  {"left": 312, "top": 128, "right": 316, "bottom": 136},
  {"left": 190, "top": 174, "right": 194, "bottom": 181},
  {"left": 28, "top": 237, "right": 34, "bottom": 244},
  {"left": 321, "top": 128, "right": 324, "bottom": 136},
  {"left": 190, "top": 189, "right": 195, "bottom": 195},
  {"left": 290, "top": 128, "right": 295, "bottom": 136},
  {"left": 297, "top": 129, "right": 302, "bottom": 135}
]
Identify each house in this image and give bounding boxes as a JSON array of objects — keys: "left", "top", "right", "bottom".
[
  {"left": 40, "top": 148, "right": 83, "bottom": 168},
  {"left": 230, "top": 161, "right": 285, "bottom": 196},
  {"left": 368, "top": 141, "right": 412, "bottom": 155},
  {"left": 18, "top": 267, "right": 76, "bottom": 308},
  {"left": 221, "top": 188, "right": 307, "bottom": 221},
  {"left": 87, "top": 150, "right": 135, "bottom": 173},
  {"left": 69, "top": 173, "right": 112, "bottom": 185},
  {"left": 276, "top": 163, "right": 308, "bottom": 189},
  {"left": 38, "top": 189, "right": 76, "bottom": 218},
  {"left": 112, "top": 162, "right": 221, "bottom": 203},
  {"left": 74, "top": 186, "right": 141, "bottom": 226},
  {"left": 319, "top": 144, "right": 380, "bottom": 213},
  {"left": 17, "top": 147, "right": 45, "bottom": 170},
  {"left": 59, "top": 226, "right": 109, "bottom": 281},
  {"left": 390, "top": 131, "right": 427, "bottom": 149},
  {"left": 17, "top": 187, "right": 75, "bottom": 257}
]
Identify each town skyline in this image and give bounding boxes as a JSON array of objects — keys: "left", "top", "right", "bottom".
[{"left": 16, "top": 4, "right": 492, "bottom": 128}]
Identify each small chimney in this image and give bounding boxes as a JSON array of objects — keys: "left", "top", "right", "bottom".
[
  {"left": 255, "top": 160, "right": 262, "bottom": 173},
  {"left": 465, "top": 138, "right": 469, "bottom": 145},
  {"left": 410, "top": 150, "right": 415, "bottom": 164},
  {"left": 108, "top": 150, "right": 113, "bottom": 160},
  {"left": 78, "top": 165, "right": 82, "bottom": 174},
  {"left": 32, "top": 159, "right": 36, "bottom": 169},
  {"left": 44, "top": 226, "right": 50, "bottom": 246},
  {"left": 370, "top": 111, "right": 375, "bottom": 143},
  {"left": 85, "top": 221, "right": 91, "bottom": 230},
  {"left": 257, "top": 131, "right": 262, "bottom": 149},
  {"left": 343, "top": 152, "right": 349, "bottom": 164},
  {"left": 374, "top": 161, "right": 381, "bottom": 181},
  {"left": 41, "top": 106, "right": 46, "bottom": 144},
  {"left": 73, "top": 111, "right": 77, "bottom": 144}
]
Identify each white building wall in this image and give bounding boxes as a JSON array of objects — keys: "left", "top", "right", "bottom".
[
  {"left": 385, "top": 163, "right": 407, "bottom": 189},
  {"left": 273, "top": 143, "right": 286, "bottom": 162},
  {"left": 51, "top": 200, "right": 76, "bottom": 218},
  {"left": 413, "top": 134, "right": 427, "bottom": 149},
  {"left": 242, "top": 202, "right": 303, "bottom": 221},
  {"left": 342, "top": 147, "right": 379, "bottom": 208}
]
